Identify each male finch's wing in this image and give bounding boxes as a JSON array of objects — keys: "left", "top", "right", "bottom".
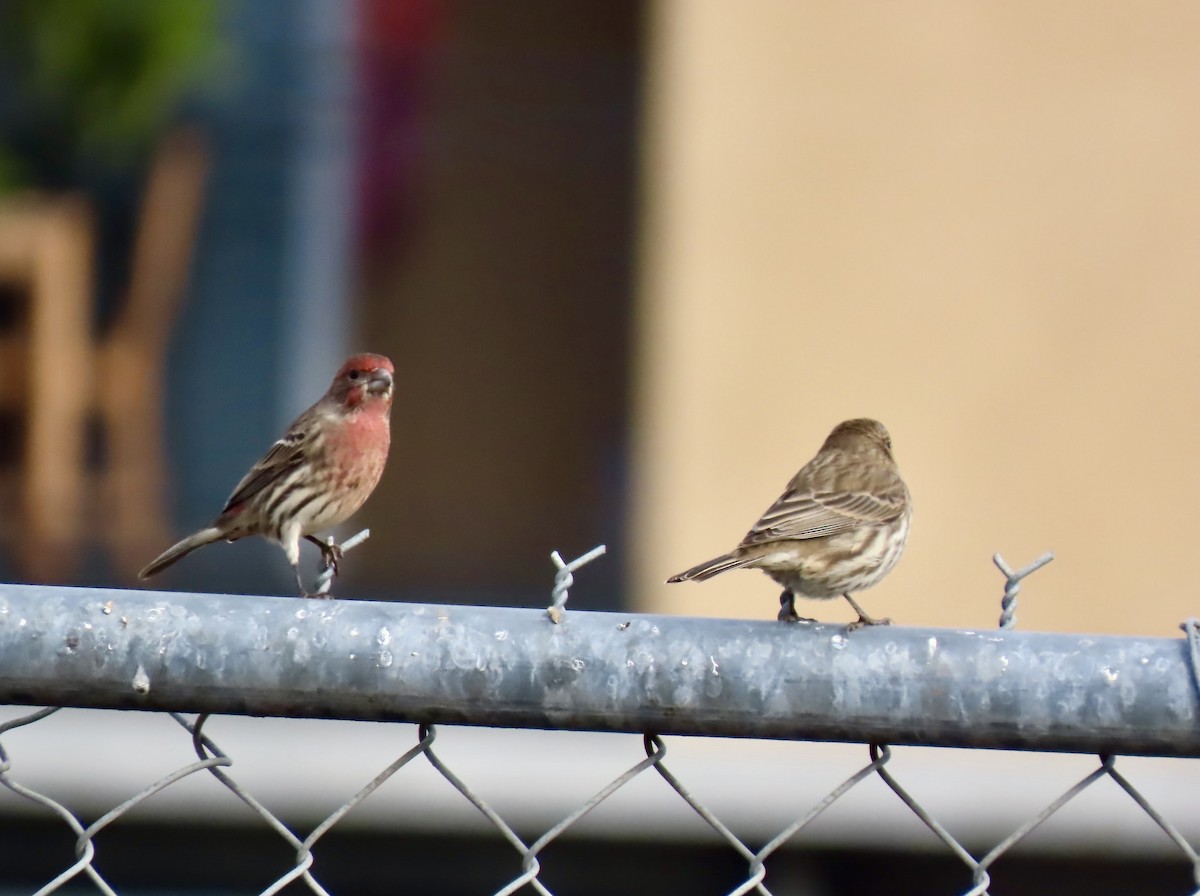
[{"left": 220, "top": 425, "right": 314, "bottom": 513}]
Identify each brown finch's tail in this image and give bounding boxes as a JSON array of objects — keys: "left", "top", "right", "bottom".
[
  {"left": 666, "top": 553, "right": 753, "bottom": 583},
  {"left": 139, "top": 527, "right": 226, "bottom": 579}
]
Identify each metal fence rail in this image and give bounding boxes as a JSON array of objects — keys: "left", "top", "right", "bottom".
[{"left": 2, "top": 577, "right": 1200, "bottom": 895}]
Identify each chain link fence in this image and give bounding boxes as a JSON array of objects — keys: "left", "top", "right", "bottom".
[{"left": 1, "top": 550, "right": 1199, "bottom": 895}]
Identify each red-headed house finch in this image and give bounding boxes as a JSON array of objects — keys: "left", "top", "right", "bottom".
[
  {"left": 667, "top": 418, "right": 911, "bottom": 630},
  {"left": 139, "top": 353, "right": 395, "bottom": 596}
]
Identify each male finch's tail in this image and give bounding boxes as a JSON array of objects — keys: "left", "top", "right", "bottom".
[
  {"left": 138, "top": 527, "right": 226, "bottom": 579},
  {"left": 666, "top": 553, "right": 752, "bottom": 583}
]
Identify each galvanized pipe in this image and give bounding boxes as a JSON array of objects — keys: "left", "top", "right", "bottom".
[{"left": 0, "top": 583, "right": 1196, "bottom": 756}]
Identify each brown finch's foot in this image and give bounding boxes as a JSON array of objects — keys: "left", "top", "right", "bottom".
[
  {"left": 305, "top": 535, "right": 343, "bottom": 576},
  {"left": 777, "top": 591, "right": 816, "bottom": 624},
  {"left": 843, "top": 593, "right": 890, "bottom": 631}
]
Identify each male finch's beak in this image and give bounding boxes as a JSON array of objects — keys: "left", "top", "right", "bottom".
[{"left": 367, "top": 368, "right": 393, "bottom": 395}]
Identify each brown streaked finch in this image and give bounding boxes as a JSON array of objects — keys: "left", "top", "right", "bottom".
[
  {"left": 667, "top": 418, "right": 911, "bottom": 631},
  {"left": 139, "top": 353, "right": 395, "bottom": 596}
]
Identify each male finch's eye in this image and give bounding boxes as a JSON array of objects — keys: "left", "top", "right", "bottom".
[{"left": 347, "top": 370, "right": 361, "bottom": 381}]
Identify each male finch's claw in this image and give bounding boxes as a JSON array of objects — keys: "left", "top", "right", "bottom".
[{"left": 306, "top": 535, "right": 344, "bottom": 576}]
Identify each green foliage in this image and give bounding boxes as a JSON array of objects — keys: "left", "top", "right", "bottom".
[
  {"left": 0, "top": 0, "right": 226, "bottom": 183},
  {"left": 0, "top": 149, "right": 29, "bottom": 193}
]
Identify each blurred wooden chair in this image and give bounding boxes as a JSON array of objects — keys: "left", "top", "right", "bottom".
[
  {"left": 0, "top": 194, "right": 94, "bottom": 580},
  {"left": 96, "top": 126, "right": 209, "bottom": 580},
  {"left": 0, "top": 126, "right": 208, "bottom": 581}
]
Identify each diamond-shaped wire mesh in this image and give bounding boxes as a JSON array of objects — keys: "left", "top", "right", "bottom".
[
  {"left": 1, "top": 559, "right": 1199, "bottom": 895},
  {"left": 2, "top": 706, "right": 1198, "bottom": 896}
]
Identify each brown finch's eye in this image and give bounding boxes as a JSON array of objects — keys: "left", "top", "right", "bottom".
[{"left": 347, "top": 370, "right": 361, "bottom": 381}]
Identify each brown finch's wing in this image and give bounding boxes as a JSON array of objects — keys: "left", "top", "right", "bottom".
[
  {"left": 739, "top": 476, "right": 907, "bottom": 546},
  {"left": 221, "top": 425, "right": 312, "bottom": 513}
]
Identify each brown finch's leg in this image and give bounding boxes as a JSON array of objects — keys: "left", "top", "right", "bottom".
[
  {"left": 777, "top": 590, "right": 816, "bottom": 624},
  {"left": 305, "top": 534, "right": 343, "bottom": 575},
  {"left": 843, "top": 593, "right": 891, "bottom": 632}
]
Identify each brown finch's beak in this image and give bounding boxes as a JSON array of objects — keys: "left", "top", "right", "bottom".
[{"left": 367, "top": 368, "right": 393, "bottom": 395}]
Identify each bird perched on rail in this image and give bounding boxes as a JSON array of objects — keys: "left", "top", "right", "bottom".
[
  {"left": 139, "top": 353, "right": 395, "bottom": 596},
  {"left": 667, "top": 418, "right": 911, "bottom": 630}
]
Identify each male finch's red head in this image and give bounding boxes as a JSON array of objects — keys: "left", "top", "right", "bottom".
[{"left": 326, "top": 353, "right": 394, "bottom": 410}]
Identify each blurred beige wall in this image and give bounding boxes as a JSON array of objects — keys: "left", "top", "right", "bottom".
[{"left": 630, "top": 1, "right": 1200, "bottom": 635}]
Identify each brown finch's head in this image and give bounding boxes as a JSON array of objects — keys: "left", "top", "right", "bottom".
[
  {"left": 821, "top": 418, "right": 895, "bottom": 460},
  {"left": 327, "top": 353, "right": 395, "bottom": 412}
]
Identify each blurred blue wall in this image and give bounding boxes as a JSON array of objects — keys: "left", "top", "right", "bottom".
[{"left": 166, "top": 0, "right": 354, "bottom": 594}]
